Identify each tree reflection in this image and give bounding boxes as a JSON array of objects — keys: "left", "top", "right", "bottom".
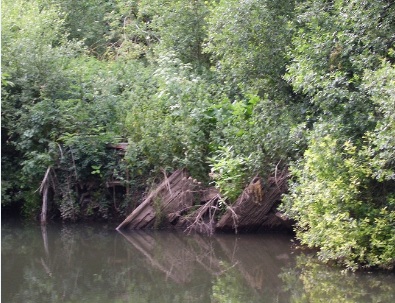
[
  {"left": 2, "top": 223, "right": 394, "bottom": 303},
  {"left": 211, "top": 261, "right": 255, "bottom": 303},
  {"left": 280, "top": 254, "right": 395, "bottom": 303}
]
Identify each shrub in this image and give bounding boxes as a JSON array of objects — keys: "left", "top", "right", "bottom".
[{"left": 282, "top": 134, "right": 395, "bottom": 270}]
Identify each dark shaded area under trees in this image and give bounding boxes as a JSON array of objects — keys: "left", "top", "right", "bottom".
[{"left": 2, "top": 0, "right": 394, "bottom": 270}]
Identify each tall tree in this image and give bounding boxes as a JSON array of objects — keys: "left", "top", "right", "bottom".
[
  {"left": 282, "top": 0, "right": 395, "bottom": 270},
  {"left": 285, "top": 0, "right": 395, "bottom": 138},
  {"left": 2, "top": 0, "right": 80, "bottom": 212},
  {"left": 138, "top": 0, "right": 211, "bottom": 68},
  {"left": 205, "top": 0, "right": 295, "bottom": 98}
]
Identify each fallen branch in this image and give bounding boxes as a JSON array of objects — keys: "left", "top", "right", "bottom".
[
  {"left": 39, "top": 167, "right": 53, "bottom": 225},
  {"left": 183, "top": 194, "right": 221, "bottom": 236}
]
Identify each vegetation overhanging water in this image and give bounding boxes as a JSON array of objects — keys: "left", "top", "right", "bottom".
[{"left": 2, "top": 0, "right": 394, "bottom": 271}]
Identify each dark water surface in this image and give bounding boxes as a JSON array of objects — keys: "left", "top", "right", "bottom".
[{"left": 2, "top": 221, "right": 394, "bottom": 303}]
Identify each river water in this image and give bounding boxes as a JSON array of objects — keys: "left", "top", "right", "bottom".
[{"left": 2, "top": 221, "right": 394, "bottom": 303}]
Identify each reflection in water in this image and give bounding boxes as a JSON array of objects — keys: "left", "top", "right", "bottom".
[
  {"left": 280, "top": 254, "right": 395, "bottom": 303},
  {"left": 2, "top": 222, "right": 395, "bottom": 303},
  {"left": 118, "top": 230, "right": 223, "bottom": 284}
]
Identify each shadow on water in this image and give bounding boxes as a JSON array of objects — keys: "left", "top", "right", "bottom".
[{"left": 2, "top": 221, "right": 395, "bottom": 303}]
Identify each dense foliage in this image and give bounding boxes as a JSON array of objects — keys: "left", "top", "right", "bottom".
[
  {"left": 2, "top": 0, "right": 394, "bottom": 269},
  {"left": 281, "top": 0, "right": 395, "bottom": 270}
]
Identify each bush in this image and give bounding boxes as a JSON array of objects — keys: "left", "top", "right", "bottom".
[{"left": 282, "top": 134, "right": 395, "bottom": 270}]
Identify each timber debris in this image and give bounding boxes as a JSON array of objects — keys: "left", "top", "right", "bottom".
[
  {"left": 216, "top": 169, "right": 289, "bottom": 233},
  {"left": 116, "top": 168, "right": 291, "bottom": 234},
  {"left": 116, "top": 169, "right": 202, "bottom": 230}
]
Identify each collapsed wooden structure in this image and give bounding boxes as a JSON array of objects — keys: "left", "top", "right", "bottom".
[{"left": 116, "top": 168, "right": 292, "bottom": 234}]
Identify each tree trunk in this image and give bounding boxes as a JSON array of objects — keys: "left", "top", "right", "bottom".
[{"left": 40, "top": 186, "right": 48, "bottom": 225}]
